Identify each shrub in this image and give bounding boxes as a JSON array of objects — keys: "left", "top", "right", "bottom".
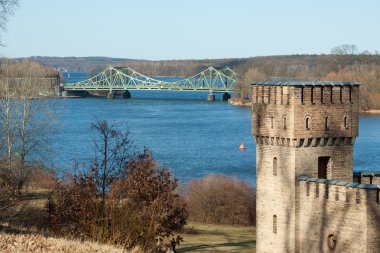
[
  {"left": 185, "top": 175, "right": 255, "bottom": 226},
  {"left": 109, "top": 150, "right": 187, "bottom": 251},
  {"left": 47, "top": 121, "right": 187, "bottom": 252},
  {"left": 47, "top": 151, "right": 187, "bottom": 252}
]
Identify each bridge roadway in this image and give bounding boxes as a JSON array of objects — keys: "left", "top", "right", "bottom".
[{"left": 60, "top": 66, "right": 238, "bottom": 100}]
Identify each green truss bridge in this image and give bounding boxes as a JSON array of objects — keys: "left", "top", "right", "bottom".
[{"left": 61, "top": 66, "right": 238, "bottom": 100}]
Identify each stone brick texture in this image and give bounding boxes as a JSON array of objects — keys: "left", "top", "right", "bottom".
[{"left": 252, "top": 83, "right": 380, "bottom": 253}]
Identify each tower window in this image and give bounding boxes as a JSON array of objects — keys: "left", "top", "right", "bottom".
[
  {"left": 330, "top": 87, "right": 333, "bottom": 103},
  {"left": 281, "top": 86, "right": 284, "bottom": 104},
  {"left": 324, "top": 117, "right": 329, "bottom": 130},
  {"left": 273, "top": 215, "right": 277, "bottom": 234},
  {"left": 271, "top": 116, "right": 274, "bottom": 129},
  {"left": 283, "top": 117, "right": 287, "bottom": 130},
  {"left": 306, "top": 117, "right": 310, "bottom": 130},
  {"left": 306, "top": 182, "right": 310, "bottom": 196},
  {"left": 273, "top": 157, "right": 277, "bottom": 176},
  {"left": 301, "top": 87, "right": 304, "bottom": 104},
  {"left": 339, "top": 87, "right": 343, "bottom": 103},
  {"left": 344, "top": 116, "right": 348, "bottom": 128}
]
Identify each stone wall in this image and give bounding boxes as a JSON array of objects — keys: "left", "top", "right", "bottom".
[
  {"left": 298, "top": 178, "right": 380, "bottom": 253},
  {"left": 256, "top": 144, "right": 296, "bottom": 253}
]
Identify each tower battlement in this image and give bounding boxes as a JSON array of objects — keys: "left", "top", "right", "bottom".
[
  {"left": 299, "top": 176, "right": 380, "bottom": 204},
  {"left": 251, "top": 81, "right": 360, "bottom": 140}
]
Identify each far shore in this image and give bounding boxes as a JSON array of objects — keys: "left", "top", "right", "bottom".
[
  {"left": 361, "top": 110, "right": 380, "bottom": 115},
  {"left": 228, "top": 98, "right": 380, "bottom": 115}
]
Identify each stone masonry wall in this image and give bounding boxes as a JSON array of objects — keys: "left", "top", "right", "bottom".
[
  {"left": 256, "top": 144, "right": 296, "bottom": 253},
  {"left": 298, "top": 179, "right": 380, "bottom": 253}
]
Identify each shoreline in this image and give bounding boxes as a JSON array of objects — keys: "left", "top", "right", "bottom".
[
  {"left": 228, "top": 98, "right": 380, "bottom": 115},
  {"left": 228, "top": 98, "right": 252, "bottom": 107},
  {"left": 361, "top": 110, "right": 380, "bottom": 115}
]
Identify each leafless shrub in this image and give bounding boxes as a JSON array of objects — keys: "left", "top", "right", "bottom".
[
  {"left": 185, "top": 175, "right": 256, "bottom": 226},
  {"left": 47, "top": 121, "right": 188, "bottom": 252}
]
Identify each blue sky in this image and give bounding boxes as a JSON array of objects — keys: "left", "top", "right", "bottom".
[{"left": 1, "top": 0, "right": 379, "bottom": 60}]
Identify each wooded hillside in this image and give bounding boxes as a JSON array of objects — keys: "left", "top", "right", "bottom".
[{"left": 17, "top": 49, "right": 380, "bottom": 110}]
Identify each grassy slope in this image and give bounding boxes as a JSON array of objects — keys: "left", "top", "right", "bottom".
[
  {"left": 0, "top": 232, "right": 127, "bottom": 253},
  {"left": 1, "top": 190, "right": 256, "bottom": 253},
  {"left": 178, "top": 223, "right": 256, "bottom": 253}
]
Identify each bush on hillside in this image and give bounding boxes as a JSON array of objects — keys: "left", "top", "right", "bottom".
[
  {"left": 185, "top": 175, "right": 255, "bottom": 226},
  {"left": 47, "top": 120, "right": 187, "bottom": 252}
]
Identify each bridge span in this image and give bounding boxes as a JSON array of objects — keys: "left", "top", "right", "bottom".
[{"left": 60, "top": 66, "right": 238, "bottom": 100}]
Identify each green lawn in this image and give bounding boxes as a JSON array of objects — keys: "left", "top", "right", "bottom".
[{"left": 177, "top": 223, "right": 256, "bottom": 253}]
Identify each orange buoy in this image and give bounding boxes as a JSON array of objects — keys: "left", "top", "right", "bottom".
[{"left": 239, "top": 142, "right": 245, "bottom": 150}]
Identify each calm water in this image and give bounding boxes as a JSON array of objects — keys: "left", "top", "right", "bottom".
[{"left": 50, "top": 91, "right": 380, "bottom": 186}]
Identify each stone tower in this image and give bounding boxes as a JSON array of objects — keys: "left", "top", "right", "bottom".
[{"left": 252, "top": 81, "right": 363, "bottom": 252}]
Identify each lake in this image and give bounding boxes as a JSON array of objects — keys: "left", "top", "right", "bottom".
[{"left": 50, "top": 91, "right": 380, "bottom": 186}]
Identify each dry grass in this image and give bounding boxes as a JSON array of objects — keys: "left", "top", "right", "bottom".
[
  {"left": 177, "top": 223, "right": 256, "bottom": 253},
  {"left": 0, "top": 232, "right": 130, "bottom": 253}
]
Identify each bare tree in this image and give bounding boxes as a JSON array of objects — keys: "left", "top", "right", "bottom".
[
  {"left": 0, "top": 59, "right": 56, "bottom": 195},
  {"left": 330, "top": 44, "right": 359, "bottom": 67},
  {"left": 90, "top": 119, "right": 133, "bottom": 205},
  {"left": 0, "top": 0, "right": 18, "bottom": 45},
  {"left": 237, "top": 67, "right": 266, "bottom": 98}
]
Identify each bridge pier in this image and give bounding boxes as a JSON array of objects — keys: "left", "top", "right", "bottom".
[
  {"left": 62, "top": 90, "right": 89, "bottom": 97},
  {"left": 207, "top": 93, "right": 215, "bottom": 101},
  {"left": 55, "top": 86, "right": 63, "bottom": 97},
  {"left": 221, "top": 92, "right": 231, "bottom": 101},
  {"left": 123, "top": 90, "right": 131, "bottom": 99},
  {"left": 107, "top": 91, "right": 115, "bottom": 99}
]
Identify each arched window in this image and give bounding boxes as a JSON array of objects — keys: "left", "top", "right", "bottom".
[
  {"left": 273, "top": 215, "right": 277, "bottom": 233},
  {"left": 344, "top": 116, "right": 348, "bottom": 128},
  {"left": 271, "top": 116, "right": 274, "bottom": 129},
  {"left": 273, "top": 157, "right": 277, "bottom": 176},
  {"left": 283, "top": 117, "right": 287, "bottom": 130},
  {"left": 324, "top": 117, "right": 329, "bottom": 130},
  {"left": 306, "top": 117, "right": 310, "bottom": 130}
]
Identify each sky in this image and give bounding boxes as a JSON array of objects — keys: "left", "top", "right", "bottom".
[{"left": 0, "top": 0, "right": 379, "bottom": 60}]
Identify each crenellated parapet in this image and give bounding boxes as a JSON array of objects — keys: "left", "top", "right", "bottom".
[
  {"left": 251, "top": 81, "right": 360, "bottom": 140},
  {"left": 299, "top": 175, "right": 380, "bottom": 204}
]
